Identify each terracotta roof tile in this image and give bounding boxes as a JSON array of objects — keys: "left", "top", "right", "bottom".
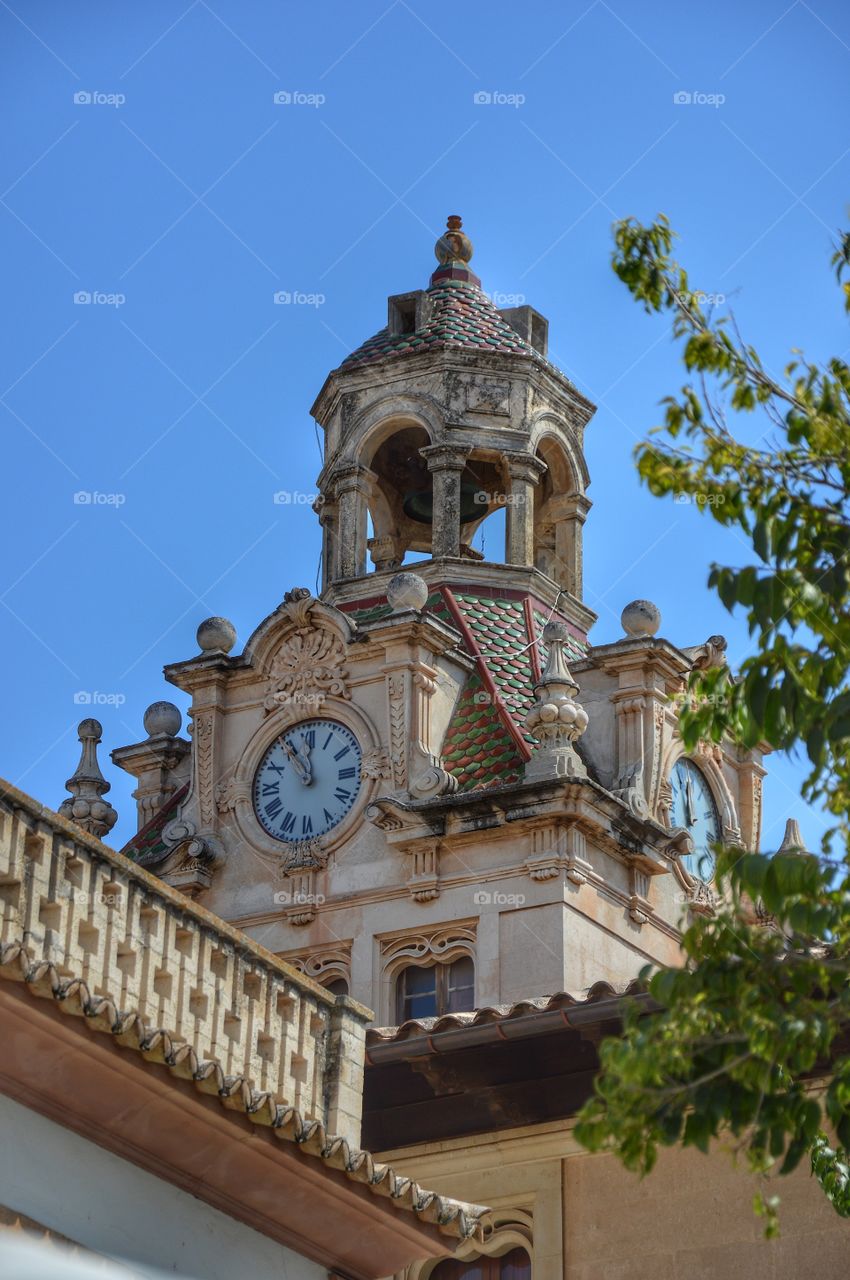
[
  {"left": 0, "top": 937, "right": 487, "bottom": 1241},
  {"left": 367, "top": 980, "right": 646, "bottom": 1043},
  {"left": 341, "top": 280, "right": 532, "bottom": 370}
]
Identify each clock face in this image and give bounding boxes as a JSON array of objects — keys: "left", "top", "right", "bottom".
[
  {"left": 253, "top": 720, "right": 362, "bottom": 843},
  {"left": 670, "top": 757, "right": 721, "bottom": 882}
]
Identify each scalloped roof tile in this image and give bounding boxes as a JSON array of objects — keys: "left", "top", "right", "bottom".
[
  {"left": 342, "top": 583, "right": 588, "bottom": 793},
  {"left": 366, "top": 980, "right": 646, "bottom": 1043},
  {"left": 341, "top": 278, "right": 532, "bottom": 370}
]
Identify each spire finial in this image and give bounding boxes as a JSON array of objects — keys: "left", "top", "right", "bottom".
[
  {"left": 434, "top": 214, "right": 473, "bottom": 266},
  {"left": 524, "top": 622, "right": 589, "bottom": 781},
  {"left": 778, "top": 818, "right": 808, "bottom": 855},
  {"left": 59, "top": 718, "right": 118, "bottom": 840}
]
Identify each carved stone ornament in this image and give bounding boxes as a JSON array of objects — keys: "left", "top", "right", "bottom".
[
  {"left": 524, "top": 623, "right": 589, "bottom": 782},
  {"left": 59, "top": 719, "right": 118, "bottom": 839},
  {"left": 278, "top": 837, "right": 330, "bottom": 877},
  {"left": 685, "top": 878, "right": 721, "bottom": 916},
  {"left": 277, "top": 868, "right": 321, "bottom": 925},
  {"left": 689, "top": 634, "right": 728, "bottom": 671},
  {"left": 360, "top": 747, "right": 393, "bottom": 780},
  {"left": 156, "top": 815, "right": 226, "bottom": 897},
  {"left": 408, "top": 745, "right": 459, "bottom": 800},
  {"left": 365, "top": 801, "right": 407, "bottom": 833},
  {"left": 263, "top": 594, "right": 350, "bottom": 712},
  {"left": 404, "top": 839, "right": 441, "bottom": 902},
  {"left": 214, "top": 775, "right": 251, "bottom": 813}
]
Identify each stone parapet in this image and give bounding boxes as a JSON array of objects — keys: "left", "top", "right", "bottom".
[{"left": 0, "top": 778, "right": 370, "bottom": 1142}]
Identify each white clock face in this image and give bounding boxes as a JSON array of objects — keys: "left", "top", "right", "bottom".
[
  {"left": 253, "top": 719, "right": 362, "bottom": 843},
  {"left": 670, "top": 757, "right": 721, "bottom": 882}
]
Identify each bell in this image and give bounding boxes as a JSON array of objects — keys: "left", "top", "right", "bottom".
[{"left": 402, "top": 483, "right": 483, "bottom": 525}]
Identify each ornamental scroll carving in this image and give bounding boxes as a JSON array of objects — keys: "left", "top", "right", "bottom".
[{"left": 263, "top": 593, "right": 349, "bottom": 713}]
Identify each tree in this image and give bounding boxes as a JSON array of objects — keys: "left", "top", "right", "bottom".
[{"left": 574, "top": 215, "right": 850, "bottom": 1232}]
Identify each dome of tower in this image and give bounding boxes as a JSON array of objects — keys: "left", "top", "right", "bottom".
[{"left": 340, "top": 216, "right": 536, "bottom": 370}]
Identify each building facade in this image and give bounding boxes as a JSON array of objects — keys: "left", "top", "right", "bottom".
[{"left": 44, "top": 216, "right": 850, "bottom": 1276}]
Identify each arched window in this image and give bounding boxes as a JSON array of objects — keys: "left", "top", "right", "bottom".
[
  {"left": 396, "top": 955, "right": 474, "bottom": 1022},
  {"left": 324, "top": 977, "right": 348, "bottom": 997},
  {"left": 431, "top": 1248, "right": 530, "bottom": 1280}
]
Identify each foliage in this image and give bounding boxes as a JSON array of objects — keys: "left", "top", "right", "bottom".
[{"left": 574, "top": 216, "right": 850, "bottom": 1227}]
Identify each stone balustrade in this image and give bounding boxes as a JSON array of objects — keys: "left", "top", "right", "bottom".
[{"left": 0, "top": 780, "right": 370, "bottom": 1142}]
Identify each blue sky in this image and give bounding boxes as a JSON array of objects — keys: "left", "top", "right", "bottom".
[{"left": 2, "top": 0, "right": 848, "bottom": 851}]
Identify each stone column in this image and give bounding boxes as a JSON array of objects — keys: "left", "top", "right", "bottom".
[
  {"left": 334, "top": 465, "right": 373, "bottom": 579},
  {"left": 315, "top": 496, "right": 337, "bottom": 592},
  {"left": 550, "top": 493, "right": 591, "bottom": 597},
  {"left": 505, "top": 453, "right": 547, "bottom": 567},
  {"left": 420, "top": 444, "right": 469, "bottom": 560}
]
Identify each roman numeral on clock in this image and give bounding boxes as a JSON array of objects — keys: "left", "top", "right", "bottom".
[
  {"left": 334, "top": 746, "right": 350, "bottom": 761},
  {"left": 280, "top": 811, "right": 296, "bottom": 834},
  {"left": 265, "top": 797, "right": 283, "bottom": 818},
  {"left": 302, "top": 815, "right": 313, "bottom": 834},
  {"left": 334, "top": 788, "right": 351, "bottom": 803},
  {"left": 338, "top": 767, "right": 355, "bottom": 779},
  {"left": 262, "top": 783, "right": 278, "bottom": 796}
]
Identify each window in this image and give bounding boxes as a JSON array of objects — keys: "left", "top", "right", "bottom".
[
  {"left": 432, "top": 1249, "right": 530, "bottom": 1280},
  {"left": 396, "top": 956, "right": 475, "bottom": 1022}
]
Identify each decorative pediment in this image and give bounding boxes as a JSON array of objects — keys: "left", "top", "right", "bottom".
[{"left": 242, "top": 589, "right": 355, "bottom": 713}]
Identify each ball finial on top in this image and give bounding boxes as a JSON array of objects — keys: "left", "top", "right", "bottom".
[
  {"left": 143, "top": 700, "right": 182, "bottom": 738},
  {"left": 621, "top": 599, "right": 661, "bottom": 638},
  {"left": 435, "top": 214, "right": 473, "bottom": 265},
  {"left": 196, "top": 616, "right": 237, "bottom": 654},
  {"left": 386, "top": 571, "right": 429, "bottom": 612}
]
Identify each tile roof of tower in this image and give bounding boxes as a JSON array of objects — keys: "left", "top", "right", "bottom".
[
  {"left": 341, "top": 278, "right": 532, "bottom": 370},
  {"left": 343, "top": 583, "right": 588, "bottom": 792}
]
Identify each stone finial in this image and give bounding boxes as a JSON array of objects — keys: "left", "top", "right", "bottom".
[
  {"left": 621, "top": 599, "right": 661, "bottom": 638},
  {"left": 59, "top": 719, "right": 118, "bottom": 840},
  {"left": 778, "top": 818, "right": 808, "bottom": 855},
  {"left": 196, "top": 616, "right": 237, "bottom": 654},
  {"left": 386, "top": 571, "right": 429, "bottom": 613},
  {"left": 143, "top": 700, "right": 182, "bottom": 739},
  {"left": 435, "top": 214, "right": 473, "bottom": 265},
  {"left": 524, "top": 622, "right": 589, "bottom": 781}
]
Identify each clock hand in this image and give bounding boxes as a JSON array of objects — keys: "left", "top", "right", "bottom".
[
  {"left": 684, "top": 773, "right": 696, "bottom": 826},
  {"left": 297, "top": 738, "right": 313, "bottom": 785},
  {"left": 279, "top": 737, "right": 311, "bottom": 786}
]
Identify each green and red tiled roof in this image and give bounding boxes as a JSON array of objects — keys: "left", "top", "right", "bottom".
[
  {"left": 121, "top": 783, "right": 188, "bottom": 864},
  {"left": 341, "top": 277, "right": 532, "bottom": 370},
  {"left": 343, "top": 584, "right": 588, "bottom": 792}
]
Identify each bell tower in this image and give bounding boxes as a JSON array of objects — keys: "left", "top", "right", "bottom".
[
  {"left": 113, "top": 212, "right": 766, "bottom": 1019},
  {"left": 311, "top": 216, "right": 596, "bottom": 623}
]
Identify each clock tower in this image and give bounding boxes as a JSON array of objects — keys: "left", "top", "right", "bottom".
[{"left": 113, "top": 217, "right": 766, "bottom": 1021}]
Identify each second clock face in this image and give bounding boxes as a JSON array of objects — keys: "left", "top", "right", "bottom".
[
  {"left": 670, "top": 757, "right": 721, "bottom": 882},
  {"left": 253, "top": 719, "right": 362, "bottom": 843}
]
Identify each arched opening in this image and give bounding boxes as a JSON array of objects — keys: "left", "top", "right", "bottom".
[
  {"left": 363, "top": 428, "right": 514, "bottom": 568},
  {"left": 533, "top": 435, "right": 587, "bottom": 597},
  {"left": 323, "top": 977, "right": 349, "bottom": 997},
  {"left": 431, "top": 1248, "right": 531, "bottom": 1280}
]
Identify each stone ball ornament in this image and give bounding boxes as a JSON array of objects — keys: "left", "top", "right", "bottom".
[
  {"left": 143, "top": 700, "right": 182, "bottom": 739},
  {"left": 386, "top": 571, "right": 429, "bottom": 613},
  {"left": 197, "top": 616, "right": 237, "bottom": 654},
  {"left": 621, "top": 599, "right": 661, "bottom": 638}
]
